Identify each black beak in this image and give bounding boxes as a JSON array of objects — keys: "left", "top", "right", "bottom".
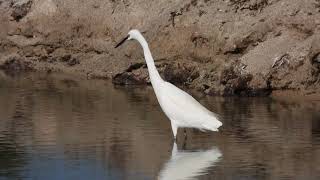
[{"left": 115, "top": 35, "right": 129, "bottom": 48}]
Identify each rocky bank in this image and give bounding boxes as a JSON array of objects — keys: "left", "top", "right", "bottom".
[{"left": 0, "top": 0, "right": 319, "bottom": 96}]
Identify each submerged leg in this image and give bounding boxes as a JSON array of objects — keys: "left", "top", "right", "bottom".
[
  {"left": 182, "top": 128, "right": 187, "bottom": 149},
  {"left": 171, "top": 122, "right": 178, "bottom": 140},
  {"left": 183, "top": 128, "right": 187, "bottom": 140}
]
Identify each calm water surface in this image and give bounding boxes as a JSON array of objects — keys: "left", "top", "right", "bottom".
[{"left": 0, "top": 72, "right": 320, "bottom": 180}]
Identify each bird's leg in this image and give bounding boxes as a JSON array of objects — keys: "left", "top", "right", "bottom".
[
  {"left": 182, "top": 139, "right": 187, "bottom": 150},
  {"left": 171, "top": 122, "right": 178, "bottom": 141},
  {"left": 182, "top": 128, "right": 187, "bottom": 150}
]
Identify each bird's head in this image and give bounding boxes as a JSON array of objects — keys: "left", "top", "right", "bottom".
[{"left": 114, "top": 29, "right": 143, "bottom": 48}]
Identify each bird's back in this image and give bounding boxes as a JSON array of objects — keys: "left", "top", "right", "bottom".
[{"left": 157, "top": 82, "right": 222, "bottom": 131}]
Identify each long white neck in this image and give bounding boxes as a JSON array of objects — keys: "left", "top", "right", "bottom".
[{"left": 134, "top": 35, "right": 164, "bottom": 88}]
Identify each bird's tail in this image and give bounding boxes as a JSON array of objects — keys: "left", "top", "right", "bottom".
[{"left": 202, "top": 118, "right": 222, "bottom": 132}]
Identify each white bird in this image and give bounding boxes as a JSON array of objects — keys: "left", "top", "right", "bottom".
[
  {"left": 158, "top": 143, "right": 222, "bottom": 180},
  {"left": 115, "top": 29, "right": 222, "bottom": 139}
]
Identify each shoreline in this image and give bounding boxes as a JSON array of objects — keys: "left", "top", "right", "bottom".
[{"left": 1, "top": 70, "right": 320, "bottom": 103}]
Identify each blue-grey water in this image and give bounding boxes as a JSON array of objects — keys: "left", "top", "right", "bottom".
[{"left": 0, "top": 71, "right": 319, "bottom": 180}]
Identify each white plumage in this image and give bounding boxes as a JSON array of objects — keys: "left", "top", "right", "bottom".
[{"left": 115, "top": 29, "right": 223, "bottom": 139}]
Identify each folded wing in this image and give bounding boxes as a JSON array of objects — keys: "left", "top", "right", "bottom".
[{"left": 159, "top": 82, "right": 222, "bottom": 131}]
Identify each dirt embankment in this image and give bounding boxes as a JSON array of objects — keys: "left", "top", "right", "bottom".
[{"left": 0, "top": 0, "right": 319, "bottom": 97}]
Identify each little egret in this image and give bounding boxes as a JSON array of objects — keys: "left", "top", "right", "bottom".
[{"left": 115, "top": 29, "right": 222, "bottom": 140}]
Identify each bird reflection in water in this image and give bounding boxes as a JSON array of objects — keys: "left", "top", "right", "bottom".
[{"left": 158, "top": 143, "right": 222, "bottom": 180}]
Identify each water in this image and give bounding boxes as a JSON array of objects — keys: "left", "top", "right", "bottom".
[{"left": 0, "top": 71, "right": 319, "bottom": 180}]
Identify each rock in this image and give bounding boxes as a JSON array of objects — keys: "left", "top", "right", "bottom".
[
  {"left": 56, "top": 54, "right": 79, "bottom": 66},
  {"left": 220, "top": 65, "right": 239, "bottom": 85},
  {"left": 67, "top": 57, "right": 80, "bottom": 66},
  {"left": 312, "top": 53, "right": 320, "bottom": 63},
  {"left": 112, "top": 72, "right": 148, "bottom": 85},
  {"left": 11, "top": 0, "right": 33, "bottom": 22},
  {"left": 219, "top": 64, "right": 254, "bottom": 96},
  {"left": 0, "top": 55, "right": 33, "bottom": 71},
  {"left": 163, "top": 63, "right": 199, "bottom": 86},
  {"left": 59, "top": 54, "right": 72, "bottom": 62}
]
